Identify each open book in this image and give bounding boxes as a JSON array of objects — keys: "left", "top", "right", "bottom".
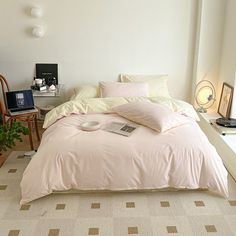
[{"left": 103, "top": 122, "right": 139, "bottom": 137}]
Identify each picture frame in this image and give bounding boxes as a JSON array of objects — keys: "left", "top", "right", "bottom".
[
  {"left": 36, "top": 63, "right": 58, "bottom": 86},
  {"left": 218, "top": 82, "right": 234, "bottom": 118}
]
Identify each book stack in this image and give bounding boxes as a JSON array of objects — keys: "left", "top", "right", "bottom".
[{"left": 210, "top": 119, "right": 236, "bottom": 135}]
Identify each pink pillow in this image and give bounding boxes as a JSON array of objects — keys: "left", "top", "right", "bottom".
[
  {"left": 113, "top": 101, "right": 189, "bottom": 132},
  {"left": 99, "top": 81, "right": 149, "bottom": 98}
]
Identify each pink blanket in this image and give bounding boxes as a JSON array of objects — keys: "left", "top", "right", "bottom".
[{"left": 20, "top": 113, "right": 228, "bottom": 204}]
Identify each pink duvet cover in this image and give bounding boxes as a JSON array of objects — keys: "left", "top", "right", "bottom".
[{"left": 20, "top": 113, "right": 228, "bottom": 204}]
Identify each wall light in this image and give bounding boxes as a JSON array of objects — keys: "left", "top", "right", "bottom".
[
  {"left": 31, "top": 7, "right": 43, "bottom": 18},
  {"left": 32, "top": 26, "right": 45, "bottom": 38}
]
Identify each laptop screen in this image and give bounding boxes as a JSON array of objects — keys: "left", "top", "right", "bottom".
[{"left": 6, "top": 90, "right": 34, "bottom": 111}]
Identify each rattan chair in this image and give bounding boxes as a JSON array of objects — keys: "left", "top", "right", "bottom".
[{"left": 0, "top": 74, "right": 40, "bottom": 150}]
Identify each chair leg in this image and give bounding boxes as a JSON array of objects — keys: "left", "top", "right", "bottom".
[
  {"left": 34, "top": 116, "right": 40, "bottom": 141},
  {"left": 9, "top": 118, "right": 14, "bottom": 127},
  {"left": 27, "top": 119, "right": 34, "bottom": 150}
]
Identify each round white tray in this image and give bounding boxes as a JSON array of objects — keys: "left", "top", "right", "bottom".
[{"left": 80, "top": 121, "right": 101, "bottom": 131}]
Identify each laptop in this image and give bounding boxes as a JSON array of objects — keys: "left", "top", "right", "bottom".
[{"left": 6, "top": 89, "right": 38, "bottom": 116}]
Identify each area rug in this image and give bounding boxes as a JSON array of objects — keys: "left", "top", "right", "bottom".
[{"left": 0, "top": 151, "right": 236, "bottom": 236}]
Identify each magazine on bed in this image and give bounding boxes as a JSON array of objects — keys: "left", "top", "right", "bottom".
[{"left": 103, "top": 122, "right": 139, "bottom": 137}]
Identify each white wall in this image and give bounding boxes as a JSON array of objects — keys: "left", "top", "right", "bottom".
[
  {"left": 219, "top": 0, "right": 236, "bottom": 87},
  {"left": 0, "top": 0, "right": 197, "bottom": 102},
  {"left": 219, "top": 0, "right": 236, "bottom": 118},
  {"left": 192, "top": 0, "right": 226, "bottom": 106}
]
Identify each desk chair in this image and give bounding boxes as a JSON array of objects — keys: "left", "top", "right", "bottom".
[{"left": 0, "top": 74, "right": 40, "bottom": 150}]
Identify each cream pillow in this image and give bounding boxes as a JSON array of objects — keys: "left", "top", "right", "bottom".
[
  {"left": 113, "top": 101, "right": 189, "bottom": 132},
  {"left": 70, "top": 85, "right": 99, "bottom": 100},
  {"left": 99, "top": 81, "right": 149, "bottom": 98},
  {"left": 120, "top": 74, "right": 171, "bottom": 98}
]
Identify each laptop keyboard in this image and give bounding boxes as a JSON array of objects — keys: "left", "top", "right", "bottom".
[
  {"left": 14, "top": 110, "right": 35, "bottom": 114},
  {"left": 9, "top": 108, "right": 38, "bottom": 115}
]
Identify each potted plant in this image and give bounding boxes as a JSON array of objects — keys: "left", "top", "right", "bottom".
[{"left": 0, "top": 121, "right": 29, "bottom": 167}]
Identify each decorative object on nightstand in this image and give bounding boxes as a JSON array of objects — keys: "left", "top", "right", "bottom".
[
  {"left": 215, "top": 82, "right": 236, "bottom": 128},
  {"left": 210, "top": 119, "right": 236, "bottom": 135},
  {"left": 32, "top": 84, "right": 63, "bottom": 97},
  {"left": 32, "top": 63, "right": 62, "bottom": 97},
  {"left": 36, "top": 63, "right": 58, "bottom": 86},
  {"left": 0, "top": 74, "right": 40, "bottom": 150},
  {"left": 194, "top": 80, "right": 216, "bottom": 113},
  {"left": 31, "top": 78, "right": 46, "bottom": 91},
  {"left": 218, "top": 82, "right": 234, "bottom": 118}
]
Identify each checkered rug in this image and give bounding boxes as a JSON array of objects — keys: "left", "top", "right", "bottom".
[{"left": 0, "top": 151, "right": 236, "bottom": 236}]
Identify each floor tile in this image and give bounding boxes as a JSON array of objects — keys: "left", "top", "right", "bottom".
[
  {"left": 74, "top": 218, "right": 113, "bottom": 236},
  {"left": 33, "top": 219, "right": 75, "bottom": 236},
  {"left": 189, "top": 215, "right": 234, "bottom": 236},
  {"left": 113, "top": 193, "right": 149, "bottom": 217},
  {"left": 114, "top": 217, "right": 152, "bottom": 236},
  {"left": 0, "top": 220, "right": 37, "bottom": 236},
  {"left": 151, "top": 216, "right": 193, "bottom": 236}
]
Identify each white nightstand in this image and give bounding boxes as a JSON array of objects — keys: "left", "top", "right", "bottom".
[{"left": 198, "top": 112, "right": 236, "bottom": 180}]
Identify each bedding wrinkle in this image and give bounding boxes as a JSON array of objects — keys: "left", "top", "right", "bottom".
[
  {"left": 161, "top": 144, "right": 178, "bottom": 186},
  {"left": 93, "top": 141, "right": 116, "bottom": 189},
  {"left": 60, "top": 152, "right": 83, "bottom": 190},
  {"left": 130, "top": 151, "right": 147, "bottom": 187},
  {"left": 188, "top": 149, "right": 203, "bottom": 186}
]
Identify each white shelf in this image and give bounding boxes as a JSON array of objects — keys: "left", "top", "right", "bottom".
[
  {"left": 200, "top": 113, "right": 236, "bottom": 153},
  {"left": 198, "top": 112, "right": 236, "bottom": 180},
  {"left": 32, "top": 84, "right": 63, "bottom": 97}
]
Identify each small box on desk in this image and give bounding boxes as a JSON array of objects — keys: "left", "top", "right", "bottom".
[{"left": 31, "top": 85, "right": 47, "bottom": 91}]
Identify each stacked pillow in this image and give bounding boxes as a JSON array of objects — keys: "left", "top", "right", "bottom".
[
  {"left": 70, "top": 74, "right": 171, "bottom": 100},
  {"left": 120, "top": 74, "right": 171, "bottom": 98},
  {"left": 99, "top": 81, "right": 149, "bottom": 98},
  {"left": 70, "top": 84, "right": 99, "bottom": 100}
]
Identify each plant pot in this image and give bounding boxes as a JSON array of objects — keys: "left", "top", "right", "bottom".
[{"left": 0, "top": 153, "right": 6, "bottom": 167}]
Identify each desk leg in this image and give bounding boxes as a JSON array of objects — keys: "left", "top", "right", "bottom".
[
  {"left": 0, "top": 154, "right": 6, "bottom": 167},
  {"left": 34, "top": 116, "right": 40, "bottom": 141},
  {"left": 27, "top": 119, "right": 34, "bottom": 150}
]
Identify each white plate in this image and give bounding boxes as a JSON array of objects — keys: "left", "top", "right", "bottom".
[{"left": 80, "top": 121, "right": 101, "bottom": 131}]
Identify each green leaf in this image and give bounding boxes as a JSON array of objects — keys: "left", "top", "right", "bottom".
[{"left": 0, "top": 121, "right": 30, "bottom": 152}]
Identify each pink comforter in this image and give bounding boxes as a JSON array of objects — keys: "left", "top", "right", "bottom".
[{"left": 20, "top": 113, "right": 228, "bottom": 204}]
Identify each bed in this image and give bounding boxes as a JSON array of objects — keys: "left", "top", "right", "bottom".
[{"left": 20, "top": 95, "right": 228, "bottom": 204}]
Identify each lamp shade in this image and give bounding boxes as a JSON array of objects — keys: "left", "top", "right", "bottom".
[{"left": 194, "top": 80, "right": 216, "bottom": 113}]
